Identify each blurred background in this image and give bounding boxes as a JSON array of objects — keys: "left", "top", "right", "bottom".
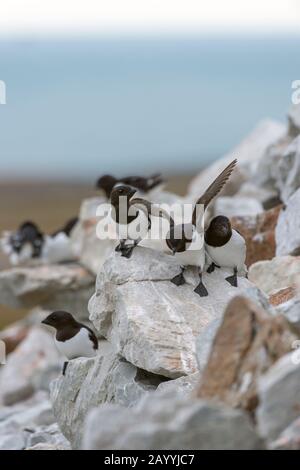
[{"left": 1, "top": 0, "right": 300, "bottom": 325}]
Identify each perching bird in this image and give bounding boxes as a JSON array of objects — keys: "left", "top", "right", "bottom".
[
  {"left": 41, "top": 311, "right": 98, "bottom": 376},
  {"left": 96, "top": 173, "right": 164, "bottom": 199},
  {"left": 123, "top": 160, "right": 237, "bottom": 296},
  {"left": 163, "top": 159, "right": 238, "bottom": 297},
  {"left": 205, "top": 215, "right": 247, "bottom": 287},
  {"left": 1, "top": 221, "right": 44, "bottom": 265},
  {"left": 1, "top": 217, "right": 78, "bottom": 266},
  {"left": 50, "top": 217, "right": 78, "bottom": 237},
  {"left": 109, "top": 184, "right": 171, "bottom": 258}
]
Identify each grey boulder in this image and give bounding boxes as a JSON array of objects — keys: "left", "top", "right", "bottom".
[
  {"left": 0, "top": 263, "right": 95, "bottom": 321},
  {"left": 82, "top": 391, "right": 263, "bottom": 450},
  {"left": 89, "top": 248, "right": 253, "bottom": 379}
]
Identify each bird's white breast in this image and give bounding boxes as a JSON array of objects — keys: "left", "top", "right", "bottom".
[
  {"left": 54, "top": 327, "right": 97, "bottom": 360},
  {"left": 42, "top": 233, "right": 76, "bottom": 264},
  {"left": 109, "top": 209, "right": 149, "bottom": 241},
  {"left": 206, "top": 229, "right": 246, "bottom": 272}
]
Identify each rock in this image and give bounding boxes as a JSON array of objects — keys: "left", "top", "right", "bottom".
[
  {"left": 82, "top": 391, "right": 263, "bottom": 450},
  {"left": 189, "top": 120, "right": 286, "bottom": 199},
  {"left": 0, "top": 433, "right": 25, "bottom": 450},
  {"left": 0, "top": 397, "right": 64, "bottom": 450},
  {"left": 196, "top": 297, "right": 297, "bottom": 412},
  {"left": 0, "top": 393, "right": 56, "bottom": 450},
  {"left": 269, "top": 286, "right": 297, "bottom": 307},
  {"left": 26, "top": 442, "right": 68, "bottom": 450},
  {"left": 253, "top": 134, "right": 293, "bottom": 193},
  {"left": 288, "top": 103, "right": 300, "bottom": 137},
  {"left": 50, "top": 340, "right": 163, "bottom": 448},
  {"left": 0, "top": 327, "right": 61, "bottom": 405},
  {"left": 274, "top": 136, "right": 300, "bottom": 203},
  {"left": 248, "top": 256, "right": 300, "bottom": 295},
  {"left": 0, "top": 323, "right": 29, "bottom": 355},
  {"left": 89, "top": 248, "right": 253, "bottom": 379},
  {"left": 196, "top": 287, "right": 274, "bottom": 374},
  {"left": 0, "top": 263, "right": 94, "bottom": 321},
  {"left": 256, "top": 353, "right": 300, "bottom": 441},
  {"left": 71, "top": 197, "right": 117, "bottom": 276},
  {"left": 156, "top": 373, "right": 199, "bottom": 395},
  {"left": 25, "top": 423, "right": 71, "bottom": 450},
  {"left": 231, "top": 205, "right": 281, "bottom": 267},
  {"left": 214, "top": 196, "right": 263, "bottom": 218},
  {"left": 274, "top": 295, "right": 300, "bottom": 334},
  {"left": 196, "top": 317, "right": 222, "bottom": 373},
  {"left": 236, "top": 182, "right": 280, "bottom": 210},
  {"left": 276, "top": 189, "right": 300, "bottom": 256},
  {"left": 270, "top": 416, "right": 300, "bottom": 450}
]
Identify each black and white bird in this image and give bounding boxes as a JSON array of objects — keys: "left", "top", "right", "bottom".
[
  {"left": 96, "top": 173, "right": 164, "bottom": 199},
  {"left": 108, "top": 184, "right": 171, "bottom": 258},
  {"left": 205, "top": 215, "right": 247, "bottom": 287},
  {"left": 126, "top": 160, "right": 237, "bottom": 296},
  {"left": 1, "top": 221, "right": 45, "bottom": 265},
  {"left": 1, "top": 217, "right": 78, "bottom": 266},
  {"left": 41, "top": 311, "right": 98, "bottom": 375}
]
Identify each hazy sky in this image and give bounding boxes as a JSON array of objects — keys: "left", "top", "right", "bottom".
[{"left": 1, "top": 0, "right": 300, "bottom": 36}]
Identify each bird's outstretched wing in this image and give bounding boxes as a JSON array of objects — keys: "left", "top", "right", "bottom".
[
  {"left": 192, "top": 159, "right": 237, "bottom": 227},
  {"left": 128, "top": 197, "right": 174, "bottom": 227}
]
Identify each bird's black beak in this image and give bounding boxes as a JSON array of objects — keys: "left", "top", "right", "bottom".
[{"left": 41, "top": 318, "right": 51, "bottom": 326}]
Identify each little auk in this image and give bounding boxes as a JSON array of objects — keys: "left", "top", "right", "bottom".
[
  {"left": 109, "top": 184, "right": 172, "bottom": 258},
  {"left": 42, "top": 311, "right": 98, "bottom": 375},
  {"left": 1, "top": 221, "right": 44, "bottom": 265},
  {"left": 205, "top": 215, "right": 247, "bottom": 287},
  {"left": 126, "top": 159, "right": 237, "bottom": 296},
  {"left": 96, "top": 173, "right": 164, "bottom": 199},
  {"left": 1, "top": 217, "right": 78, "bottom": 266}
]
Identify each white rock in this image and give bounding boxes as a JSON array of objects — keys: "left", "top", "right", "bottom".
[
  {"left": 0, "top": 393, "right": 56, "bottom": 449},
  {"left": 50, "top": 340, "right": 163, "bottom": 448},
  {"left": 196, "top": 286, "right": 275, "bottom": 373},
  {"left": 26, "top": 442, "right": 68, "bottom": 450},
  {"left": 252, "top": 135, "right": 292, "bottom": 192},
  {"left": 256, "top": 353, "right": 300, "bottom": 441},
  {"left": 0, "top": 263, "right": 94, "bottom": 320},
  {"left": 274, "top": 136, "right": 300, "bottom": 203},
  {"left": 0, "top": 327, "right": 61, "bottom": 405},
  {"left": 156, "top": 373, "right": 200, "bottom": 395},
  {"left": 248, "top": 256, "right": 300, "bottom": 295},
  {"left": 214, "top": 196, "right": 263, "bottom": 218},
  {"left": 275, "top": 296, "right": 300, "bottom": 333},
  {"left": 276, "top": 188, "right": 300, "bottom": 256},
  {"left": 82, "top": 390, "right": 263, "bottom": 450},
  {"left": 0, "top": 433, "right": 25, "bottom": 450},
  {"left": 189, "top": 120, "right": 286, "bottom": 199},
  {"left": 71, "top": 197, "right": 117, "bottom": 276},
  {"left": 236, "top": 182, "right": 279, "bottom": 209},
  {"left": 89, "top": 248, "right": 254, "bottom": 379},
  {"left": 25, "top": 423, "right": 71, "bottom": 450},
  {"left": 270, "top": 416, "right": 300, "bottom": 450},
  {"left": 288, "top": 103, "right": 300, "bottom": 136}
]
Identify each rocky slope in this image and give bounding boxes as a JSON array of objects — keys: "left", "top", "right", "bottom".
[{"left": 1, "top": 105, "right": 300, "bottom": 450}]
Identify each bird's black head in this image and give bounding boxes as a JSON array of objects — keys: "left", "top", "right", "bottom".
[
  {"left": 110, "top": 184, "right": 137, "bottom": 206},
  {"left": 205, "top": 215, "right": 232, "bottom": 246},
  {"left": 10, "top": 221, "right": 44, "bottom": 255},
  {"left": 96, "top": 175, "right": 117, "bottom": 198},
  {"left": 166, "top": 223, "right": 194, "bottom": 254},
  {"left": 41, "top": 311, "right": 77, "bottom": 330}
]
